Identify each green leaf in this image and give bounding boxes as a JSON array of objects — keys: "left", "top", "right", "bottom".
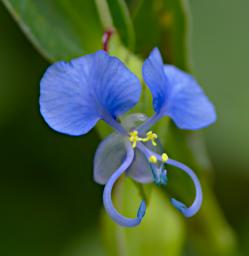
[
  {"left": 2, "top": 0, "right": 136, "bottom": 62},
  {"left": 101, "top": 178, "right": 185, "bottom": 256},
  {"left": 2, "top": 0, "right": 103, "bottom": 61}
]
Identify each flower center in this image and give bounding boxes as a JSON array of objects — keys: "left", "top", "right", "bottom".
[
  {"left": 129, "top": 130, "right": 159, "bottom": 148},
  {"left": 129, "top": 130, "right": 169, "bottom": 186},
  {"left": 128, "top": 130, "right": 142, "bottom": 148},
  {"left": 129, "top": 130, "right": 168, "bottom": 159}
]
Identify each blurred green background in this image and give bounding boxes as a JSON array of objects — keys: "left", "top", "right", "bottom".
[
  {"left": 0, "top": 0, "right": 248, "bottom": 255},
  {"left": 190, "top": 0, "right": 249, "bottom": 230}
]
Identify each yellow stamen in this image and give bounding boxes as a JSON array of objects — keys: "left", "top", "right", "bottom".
[
  {"left": 161, "top": 153, "right": 168, "bottom": 163},
  {"left": 149, "top": 155, "right": 157, "bottom": 164},
  {"left": 129, "top": 130, "right": 142, "bottom": 148},
  {"left": 130, "top": 130, "right": 138, "bottom": 137},
  {"left": 142, "top": 131, "right": 158, "bottom": 146}
]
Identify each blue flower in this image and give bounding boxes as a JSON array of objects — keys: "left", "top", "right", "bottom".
[{"left": 40, "top": 48, "right": 216, "bottom": 227}]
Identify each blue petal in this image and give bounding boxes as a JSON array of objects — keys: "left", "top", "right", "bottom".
[
  {"left": 163, "top": 65, "right": 216, "bottom": 130},
  {"left": 126, "top": 148, "right": 154, "bottom": 183},
  {"left": 142, "top": 48, "right": 170, "bottom": 113},
  {"left": 93, "top": 133, "right": 126, "bottom": 185},
  {"left": 142, "top": 48, "right": 216, "bottom": 130},
  {"left": 40, "top": 58, "right": 98, "bottom": 136},
  {"left": 40, "top": 50, "right": 141, "bottom": 135}
]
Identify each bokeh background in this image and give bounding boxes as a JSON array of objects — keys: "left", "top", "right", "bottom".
[{"left": 0, "top": 0, "right": 249, "bottom": 255}]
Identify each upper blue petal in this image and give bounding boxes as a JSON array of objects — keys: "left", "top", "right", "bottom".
[
  {"left": 142, "top": 48, "right": 170, "bottom": 113},
  {"left": 142, "top": 48, "right": 216, "bottom": 130},
  {"left": 40, "top": 50, "right": 141, "bottom": 135},
  {"left": 163, "top": 65, "right": 216, "bottom": 129}
]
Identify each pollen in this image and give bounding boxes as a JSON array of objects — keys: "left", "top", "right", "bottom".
[
  {"left": 129, "top": 130, "right": 142, "bottom": 148},
  {"left": 149, "top": 155, "right": 158, "bottom": 164},
  {"left": 161, "top": 153, "right": 168, "bottom": 163},
  {"left": 142, "top": 131, "right": 158, "bottom": 146}
]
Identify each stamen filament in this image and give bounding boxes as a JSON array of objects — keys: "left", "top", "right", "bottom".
[
  {"left": 103, "top": 141, "right": 146, "bottom": 227},
  {"left": 167, "top": 158, "right": 203, "bottom": 217},
  {"left": 141, "top": 131, "right": 158, "bottom": 146},
  {"left": 137, "top": 142, "right": 168, "bottom": 186},
  {"left": 137, "top": 142, "right": 166, "bottom": 162},
  {"left": 137, "top": 142, "right": 202, "bottom": 217}
]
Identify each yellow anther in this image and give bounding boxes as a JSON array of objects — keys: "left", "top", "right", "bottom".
[
  {"left": 149, "top": 155, "right": 158, "bottom": 164},
  {"left": 161, "top": 153, "right": 168, "bottom": 163},
  {"left": 146, "top": 131, "right": 153, "bottom": 136},
  {"left": 129, "top": 130, "right": 142, "bottom": 148},
  {"left": 142, "top": 131, "right": 158, "bottom": 146},
  {"left": 129, "top": 130, "right": 159, "bottom": 148},
  {"left": 130, "top": 130, "right": 138, "bottom": 137},
  {"left": 151, "top": 141, "right": 157, "bottom": 146}
]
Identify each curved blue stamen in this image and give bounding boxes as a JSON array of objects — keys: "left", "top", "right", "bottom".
[
  {"left": 103, "top": 141, "right": 146, "bottom": 227},
  {"left": 137, "top": 142, "right": 202, "bottom": 217},
  {"left": 167, "top": 158, "right": 203, "bottom": 217}
]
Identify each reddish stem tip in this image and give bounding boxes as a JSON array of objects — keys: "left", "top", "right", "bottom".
[{"left": 102, "top": 29, "right": 114, "bottom": 52}]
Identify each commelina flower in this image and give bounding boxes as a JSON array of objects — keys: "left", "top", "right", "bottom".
[{"left": 39, "top": 48, "right": 216, "bottom": 227}]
